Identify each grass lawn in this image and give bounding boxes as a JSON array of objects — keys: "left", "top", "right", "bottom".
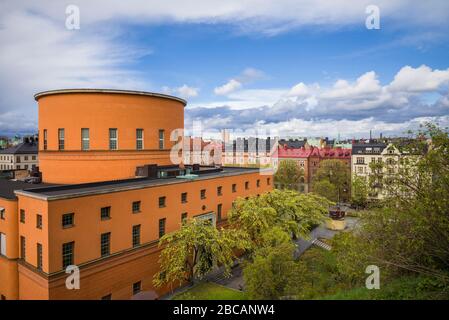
[{"left": 172, "top": 282, "right": 248, "bottom": 300}]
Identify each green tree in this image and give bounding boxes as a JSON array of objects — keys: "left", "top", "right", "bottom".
[
  {"left": 243, "top": 242, "right": 307, "bottom": 299},
  {"left": 228, "top": 189, "right": 331, "bottom": 247},
  {"left": 334, "top": 123, "right": 449, "bottom": 288},
  {"left": 153, "top": 219, "right": 249, "bottom": 289},
  {"left": 313, "top": 159, "right": 351, "bottom": 202},
  {"left": 351, "top": 175, "right": 369, "bottom": 208},
  {"left": 274, "top": 159, "right": 304, "bottom": 190},
  {"left": 313, "top": 179, "right": 338, "bottom": 202}
]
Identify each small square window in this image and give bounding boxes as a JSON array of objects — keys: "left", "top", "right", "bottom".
[
  {"left": 217, "top": 186, "right": 222, "bottom": 196},
  {"left": 159, "top": 196, "right": 166, "bottom": 208},
  {"left": 200, "top": 189, "right": 206, "bottom": 199},
  {"left": 181, "top": 192, "right": 188, "bottom": 203},
  {"left": 62, "top": 213, "right": 74, "bottom": 228},
  {"left": 132, "top": 201, "right": 141, "bottom": 214},
  {"left": 101, "top": 207, "right": 111, "bottom": 220}
]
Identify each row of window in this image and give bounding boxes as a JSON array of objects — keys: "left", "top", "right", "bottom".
[
  {"left": 19, "top": 236, "right": 43, "bottom": 270},
  {"left": 0, "top": 164, "right": 35, "bottom": 171},
  {"left": 43, "top": 128, "right": 165, "bottom": 151},
  {"left": 16, "top": 205, "right": 225, "bottom": 272},
  {"left": 0, "top": 155, "right": 36, "bottom": 162},
  {"left": 17, "top": 178, "right": 270, "bottom": 230}
]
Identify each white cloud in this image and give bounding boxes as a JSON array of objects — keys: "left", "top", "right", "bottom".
[
  {"left": 214, "top": 79, "right": 242, "bottom": 95},
  {"left": 164, "top": 84, "right": 199, "bottom": 98},
  {"left": 6, "top": 1, "right": 449, "bottom": 35},
  {"left": 321, "top": 71, "right": 382, "bottom": 99},
  {"left": 288, "top": 82, "right": 309, "bottom": 97},
  {"left": 388, "top": 65, "right": 449, "bottom": 93},
  {"left": 214, "top": 67, "right": 265, "bottom": 96}
]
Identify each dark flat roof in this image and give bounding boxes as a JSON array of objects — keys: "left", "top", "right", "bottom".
[
  {"left": 34, "top": 89, "right": 187, "bottom": 106},
  {"left": 0, "top": 142, "right": 38, "bottom": 155},
  {"left": 15, "top": 166, "right": 267, "bottom": 201},
  {"left": 0, "top": 179, "right": 54, "bottom": 200}
]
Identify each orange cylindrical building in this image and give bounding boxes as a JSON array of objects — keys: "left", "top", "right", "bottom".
[{"left": 35, "top": 89, "right": 186, "bottom": 184}]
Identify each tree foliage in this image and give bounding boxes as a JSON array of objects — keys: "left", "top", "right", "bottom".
[
  {"left": 351, "top": 175, "right": 369, "bottom": 208},
  {"left": 274, "top": 159, "right": 304, "bottom": 190},
  {"left": 334, "top": 123, "right": 449, "bottom": 289},
  {"left": 228, "top": 189, "right": 332, "bottom": 248},
  {"left": 243, "top": 242, "right": 307, "bottom": 300},
  {"left": 154, "top": 219, "right": 250, "bottom": 288},
  {"left": 313, "top": 159, "right": 351, "bottom": 202}
]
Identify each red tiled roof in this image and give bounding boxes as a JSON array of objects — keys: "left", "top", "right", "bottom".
[{"left": 276, "top": 146, "right": 350, "bottom": 159}]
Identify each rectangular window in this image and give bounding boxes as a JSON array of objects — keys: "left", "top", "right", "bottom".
[
  {"left": 62, "top": 242, "right": 74, "bottom": 269},
  {"left": 20, "top": 209, "right": 25, "bottom": 223},
  {"left": 217, "top": 204, "right": 222, "bottom": 222},
  {"left": 159, "top": 218, "right": 166, "bottom": 238},
  {"left": 58, "top": 128, "right": 65, "bottom": 150},
  {"left": 81, "top": 128, "right": 90, "bottom": 150},
  {"left": 0, "top": 208, "right": 5, "bottom": 220},
  {"left": 200, "top": 189, "right": 206, "bottom": 199},
  {"left": 158, "top": 129, "right": 165, "bottom": 149},
  {"left": 43, "top": 129, "right": 48, "bottom": 150},
  {"left": 37, "top": 243, "right": 43, "bottom": 270},
  {"left": 181, "top": 212, "right": 187, "bottom": 225},
  {"left": 132, "top": 201, "right": 141, "bottom": 213},
  {"left": 100, "top": 207, "right": 111, "bottom": 220},
  {"left": 101, "top": 232, "right": 111, "bottom": 257},
  {"left": 132, "top": 281, "right": 141, "bottom": 295},
  {"left": 257, "top": 179, "right": 260, "bottom": 187},
  {"left": 109, "top": 128, "right": 118, "bottom": 150},
  {"left": 36, "top": 214, "right": 42, "bottom": 229},
  {"left": 356, "top": 157, "right": 364, "bottom": 164},
  {"left": 232, "top": 184, "right": 237, "bottom": 193},
  {"left": 0, "top": 233, "right": 6, "bottom": 256},
  {"left": 267, "top": 177, "right": 271, "bottom": 185},
  {"left": 136, "top": 129, "right": 144, "bottom": 150},
  {"left": 181, "top": 192, "right": 188, "bottom": 203},
  {"left": 217, "top": 186, "right": 222, "bottom": 196},
  {"left": 20, "top": 236, "right": 26, "bottom": 259},
  {"left": 158, "top": 196, "right": 166, "bottom": 208},
  {"left": 132, "top": 225, "right": 141, "bottom": 247},
  {"left": 245, "top": 181, "right": 249, "bottom": 190},
  {"left": 62, "top": 213, "right": 74, "bottom": 228}
]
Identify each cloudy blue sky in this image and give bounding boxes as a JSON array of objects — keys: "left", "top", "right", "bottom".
[{"left": 1, "top": 0, "right": 449, "bottom": 138}]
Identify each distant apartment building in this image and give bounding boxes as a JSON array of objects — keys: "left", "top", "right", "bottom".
[
  {"left": 222, "top": 137, "right": 275, "bottom": 167},
  {"left": 275, "top": 145, "right": 351, "bottom": 192},
  {"left": 0, "top": 89, "right": 272, "bottom": 300},
  {"left": 0, "top": 137, "right": 38, "bottom": 171},
  {"left": 351, "top": 142, "right": 405, "bottom": 199}
]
